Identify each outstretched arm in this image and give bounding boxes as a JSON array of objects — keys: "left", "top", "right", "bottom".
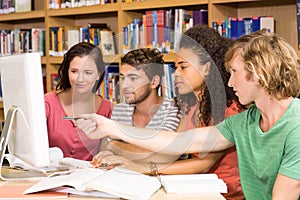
[
  {"left": 158, "top": 151, "right": 227, "bottom": 174},
  {"left": 76, "top": 114, "right": 234, "bottom": 155}
]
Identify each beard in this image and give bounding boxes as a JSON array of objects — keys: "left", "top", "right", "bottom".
[{"left": 125, "top": 83, "right": 152, "bottom": 104}]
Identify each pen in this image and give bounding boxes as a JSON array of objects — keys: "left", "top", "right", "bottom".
[{"left": 62, "top": 116, "right": 80, "bottom": 120}]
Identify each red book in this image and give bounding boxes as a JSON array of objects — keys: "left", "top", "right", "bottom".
[
  {"left": 145, "top": 10, "right": 153, "bottom": 47},
  {"left": 156, "top": 10, "right": 165, "bottom": 49}
]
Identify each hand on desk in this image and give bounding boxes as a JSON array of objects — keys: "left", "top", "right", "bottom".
[{"left": 92, "top": 153, "right": 149, "bottom": 174}]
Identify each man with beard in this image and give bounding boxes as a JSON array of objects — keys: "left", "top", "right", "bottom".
[{"left": 92, "top": 48, "right": 180, "bottom": 165}]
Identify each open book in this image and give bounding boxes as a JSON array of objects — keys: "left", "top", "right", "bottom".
[
  {"left": 160, "top": 173, "right": 227, "bottom": 194},
  {"left": 24, "top": 167, "right": 161, "bottom": 200}
]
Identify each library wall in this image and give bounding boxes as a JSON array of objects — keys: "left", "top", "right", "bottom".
[{"left": 0, "top": 0, "right": 298, "bottom": 120}]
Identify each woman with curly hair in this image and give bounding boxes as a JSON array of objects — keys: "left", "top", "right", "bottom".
[{"left": 156, "top": 24, "right": 246, "bottom": 199}]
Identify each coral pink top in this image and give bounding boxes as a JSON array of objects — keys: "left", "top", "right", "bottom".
[
  {"left": 189, "top": 101, "right": 244, "bottom": 200},
  {"left": 44, "top": 91, "right": 113, "bottom": 161}
]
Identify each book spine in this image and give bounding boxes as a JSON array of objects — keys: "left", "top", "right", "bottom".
[
  {"left": 152, "top": 10, "right": 157, "bottom": 48},
  {"left": 145, "top": 10, "right": 153, "bottom": 48},
  {"left": 243, "top": 17, "right": 252, "bottom": 35},
  {"left": 15, "top": 0, "right": 31, "bottom": 12},
  {"left": 122, "top": 26, "right": 128, "bottom": 54},
  {"left": 156, "top": 10, "right": 165, "bottom": 51},
  {"left": 0, "top": 0, "right": 3, "bottom": 14},
  {"left": 251, "top": 16, "right": 260, "bottom": 33},
  {"left": 260, "top": 16, "right": 274, "bottom": 33},
  {"left": 142, "top": 14, "right": 147, "bottom": 48},
  {"left": 236, "top": 18, "right": 244, "bottom": 38},
  {"left": 40, "top": 29, "right": 46, "bottom": 56},
  {"left": 230, "top": 18, "right": 237, "bottom": 40},
  {"left": 199, "top": 9, "right": 208, "bottom": 25},
  {"left": 80, "top": 27, "right": 89, "bottom": 42},
  {"left": 31, "top": 28, "right": 40, "bottom": 53},
  {"left": 8, "top": 30, "right": 12, "bottom": 55},
  {"left": 57, "top": 27, "right": 64, "bottom": 56},
  {"left": 50, "top": 73, "right": 59, "bottom": 90}
]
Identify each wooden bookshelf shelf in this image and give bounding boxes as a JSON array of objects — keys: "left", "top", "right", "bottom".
[
  {"left": 48, "top": 55, "right": 120, "bottom": 65},
  {"left": 47, "top": 3, "right": 119, "bottom": 16},
  {"left": 210, "top": 0, "right": 260, "bottom": 4},
  {"left": 121, "top": 0, "right": 208, "bottom": 10},
  {"left": 0, "top": 10, "right": 45, "bottom": 22}
]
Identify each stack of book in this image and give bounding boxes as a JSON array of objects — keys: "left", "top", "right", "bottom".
[{"left": 160, "top": 173, "right": 227, "bottom": 194}]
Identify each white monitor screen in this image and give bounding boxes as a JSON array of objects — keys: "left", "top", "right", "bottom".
[{"left": 0, "top": 53, "right": 49, "bottom": 168}]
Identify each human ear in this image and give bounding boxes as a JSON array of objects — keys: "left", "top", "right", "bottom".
[
  {"left": 203, "top": 62, "right": 211, "bottom": 76},
  {"left": 151, "top": 75, "right": 160, "bottom": 89}
]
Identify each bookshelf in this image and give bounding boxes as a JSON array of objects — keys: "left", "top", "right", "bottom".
[
  {"left": 208, "top": 0, "right": 298, "bottom": 56},
  {"left": 0, "top": 0, "right": 298, "bottom": 119}
]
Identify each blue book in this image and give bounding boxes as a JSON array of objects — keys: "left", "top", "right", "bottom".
[
  {"left": 80, "top": 27, "right": 89, "bottom": 42},
  {"left": 152, "top": 10, "right": 157, "bottom": 48},
  {"left": 251, "top": 16, "right": 260, "bottom": 32},
  {"left": 230, "top": 18, "right": 238, "bottom": 40},
  {"left": 236, "top": 18, "right": 245, "bottom": 38}
]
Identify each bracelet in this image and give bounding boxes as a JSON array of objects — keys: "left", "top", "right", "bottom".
[{"left": 149, "top": 161, "right": 159, "bottom": 176}]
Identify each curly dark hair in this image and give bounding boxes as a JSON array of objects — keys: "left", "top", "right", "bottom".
[
  {"left": 175, "top": 24, "right": 245, "bottom": 127},
  {"left": 56, "top": 42, "right": 105, "bottom": 94},
  {"left": 121, "top": 48, "right": 164, "bottom": 90}
]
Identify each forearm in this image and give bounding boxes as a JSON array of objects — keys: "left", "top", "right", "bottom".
[
  {"left": 76, "top": 114, "right": 233, "bottom": 155},
  {"left": 158, "top": 152, "right": 226, "bottom": 175},
  {"left": 111, "top": 122, "right": 232, "bottom": 155}
]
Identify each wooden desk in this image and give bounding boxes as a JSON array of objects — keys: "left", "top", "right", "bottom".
[{"left": 0, "top": 167, "right": 225, "bottom": 200}]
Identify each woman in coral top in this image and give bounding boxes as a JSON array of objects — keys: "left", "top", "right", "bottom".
[{"left": 44, "top": 42, "right": 113, "bottom": 161}]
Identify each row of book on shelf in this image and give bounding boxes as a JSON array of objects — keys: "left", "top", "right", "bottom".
[
  {"left": 122, "top": 8, "right": 208, "bottom": 54},
  {"left": 0, "top": 28, "right": 45, "bottom": 56},
  {"left": 212, "top": 16, "right": 274, "bottom": 40},
  {"left": 49, "top": 23, "right": 116, "bottom": 57},
  {"left": 50, "top": 63, "right": 176, "bottom": 104},
  {"left": 49, "top": 0, "right": 116, "bottom": 9},
  {"left": 0, "top": 16, "right": 274, "bottom": 58},
  {"left": 0, "top": 0, "right": 32, "bottom": 14}
]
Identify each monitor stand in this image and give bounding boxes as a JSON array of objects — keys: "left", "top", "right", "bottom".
[{"left": 0, "top": 106, "right": 46, "bottom": 181}]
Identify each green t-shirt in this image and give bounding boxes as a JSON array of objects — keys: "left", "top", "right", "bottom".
[{"left": 216, "top": 98, "right": 300, "bottom": 200}]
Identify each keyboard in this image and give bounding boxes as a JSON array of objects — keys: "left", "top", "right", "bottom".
[{"left": 58, "top": 157, "right": 94, "bottom": 169}]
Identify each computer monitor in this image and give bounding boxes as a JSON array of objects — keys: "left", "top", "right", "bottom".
[{"left": 0, "top": 53, "right": 50, "bottom": 180}]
